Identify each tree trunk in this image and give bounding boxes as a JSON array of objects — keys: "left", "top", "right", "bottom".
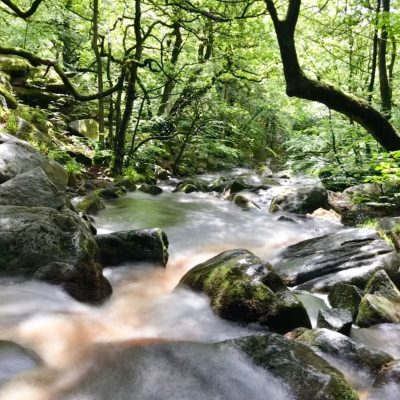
[
  {"left": 367, "top": 0, "right": 381, "bottom": 103},
  {"left": 265, "top": 0, "right": 400, "bottom": 151}
]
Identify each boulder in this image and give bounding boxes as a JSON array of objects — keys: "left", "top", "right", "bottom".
[
  {"left": 328, "top": 283, "right": 363, "bottom": 318},
  {"left": 273, "top": 228, "right": 398, "bottom": 292},
  {"left": 96, "top": 228, "right": 169, "bottom": 267},
  {"left": 374, "top": 360, "right": 400, "bottom": 386},
  {"left": 0, "top": 340, "right": 40, "bottom": 386},
  {"left": 0, "top": 205, "right": 111, "bottom": 303},
  {"left": 343, "top": 183, "right": 382, "bottom": 199},
  {"left": 68, "top": 119, "right": 99, "bottom": 140},
  {"left": 226, "top": 334, "right": 358, "bottom": 400},
  {"left": 138, "top": 183, "right": 163, "bottom": 195},
  {"left": 0, "top": 84, "right": 17, "bottom": 109},
  {"left": 173, "top": 178, "right": 208, "bottom": 193},
  {"left": 0, "top": 166, "right": 65, "bottom": 209},
  {"left": 179, "top": 249, "right": 311, "bottom": 333},
  {"left": 295, "top": 329, "right": 393, "bottom": 378},
  {"left": 232, "top": 194, "right": 261, "bottom": 210},
  {"left": 356, "top": 294, "right": 400, "bottom": 327},
  {"left": 269, "top": 185, "right": 329, "bottom": 214},
  {"left": 0, "top": 133, "right": 67, "bottom": 190},
  {"left": 72, "top": 192, "right": 105, "bottom": 214},
  {"left": 316, "top": 308, "right": 353, "bottom": 336},
  {"left": 364, "top": 270, "right": 400, "bottom": 299}
]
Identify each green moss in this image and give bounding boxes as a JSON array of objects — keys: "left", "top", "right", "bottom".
[{"left": 0, "top": 84, "right": 18, "bottom": 109}]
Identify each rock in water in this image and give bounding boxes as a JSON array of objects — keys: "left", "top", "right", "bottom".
[
  {"left": 316, "top": 308, "right": 353, "bottom": 336},
  {"left": 269, "top": 185, "right": 329, "bottom": 214},
  {"left": 96, "top": 228, "right": 169, "bottom": 267},
  {"left": 179, "top": 249, "right": 311, "bottom": 333},
  {"left": 356, "top": 294, "right": 400, "bottom": 327},
  {"left": 274, "top": 228, "right": 398, "bottom": 292},
  {"left": 364, "top": 269, "right": 400, "bottom": 299},
  {"left": 328, "top": 283, "right": 363, "bottom": 318},
  {"left": 226, "top": 334, "right": 359, "bottom": 400}
]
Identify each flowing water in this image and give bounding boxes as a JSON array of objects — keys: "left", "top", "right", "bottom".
[{"left": 0, "top": 170, "right": 397, "bottom": 399}]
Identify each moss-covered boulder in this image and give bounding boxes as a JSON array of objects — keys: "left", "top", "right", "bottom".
[
  {"left": 68, "top": 119, "right": 99, "bottom": 140},
  {"left": 316, "top": 308, "right": 353, "bottom": 336},
  {"left": 232, "top": 194, "right": 261, "bottom": 210},
  {"left": 269, "top": 185, "right": 329, "bottom": 214},
  {"left": 328, "top": 283, "right": 363, "bottom": 318},
  {"left": 295, "top": 328, "right": 393, "bottom": 378},
  {"left": 179, "top": 249, "right": 311, "bottom": 333},
  {"left": 96, "top": 228, "right": 169, "bottom": 267},
  {"left": 356, "top": 294, "right": 400, "bottom": 327},
  {"left": 0, "top": 56, "right": 30, "bottom": 79},
  {"left": 72, "top": 191, "right": 105, "bottom": 215},
  {"left": 0, "top": 84, "right": 17, "bottom": 109},
  {"left": 226, "top": 334, "right": 359, "bottom": 400},
  {"left": 364, "top": 270, "right": 400, "bottom": 299},
  {"left": 173, "top": 178, "right": 209, "bottom": 193}
]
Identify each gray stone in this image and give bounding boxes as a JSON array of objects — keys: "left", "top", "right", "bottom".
[
  {"left": 269, "top": 185, "right": 329, "bottom": 214},
  {"left": 274, "top": 228, "right": 398, "bottom": 292},
  {"left": 364, "top": 269, "right": 400, "bottom": 299},
  {"left": 96, "top": 228, "right": 169, "bottom": 267},
  {"left": 179, "top": 249, "right": 311, "bottom": 333},
  {"left": 0, "top": 166, "right": 65, "bottom": 209},
  {"left": 138, "top": 183, "right": 163, "bottom": 195},
  {"left": 317, "top": 308, "right": 353, "bottom": 336},
  {"left": 328, "top": 283, "right": 363, "bottom": 318}
]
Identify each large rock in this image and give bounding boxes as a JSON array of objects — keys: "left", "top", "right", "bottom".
[
  {"left": 328, "top": 283, "right": 363, "bottom": 318},
  {"left": 274, "top": 228, "right": 398, "bottom": 292},
  {"left": 295, "top": 329, "right": 393, "bottom": 378},
  {"left": 68, "top": 119, "right": 99, "bottom": 140},
  {"left": 179, "top": 249, "right": 311, "bottom": 333},
  {"left": 356, "top": 294, "right": 400, "bottom": 327},
  {"left": 96, "top": 228, "right": 169, "bottom": 267},
  {"left": 227, "top": 334, "right": 359, "bottom": 400},
  {"left": 0, "top": 166, "right": 65, "bottom": 209},
  {"left": 364, "top": 269, "right": 400, "bottom": 299},
  {"left": 270, "top": 185, "right": 329, "bottom": 214},
  {"left": 72, "top": 192, "right": 105, "bottom": 214},
  {"left": 316, "top": 308, "right": 353, "bottom": 336},
  {"left": 0, "top": 133, "right": 67, "bottom": 190},
  {"left": 0, "top": 205, "right": 111, "bottom": 303}
]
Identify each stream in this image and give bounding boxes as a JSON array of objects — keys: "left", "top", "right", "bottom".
[{"left": 0, "top": 170, "right": 398, "bottom": 399}]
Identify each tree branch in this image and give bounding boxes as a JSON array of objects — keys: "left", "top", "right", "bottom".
[{"left": 0, "top": 0, "right": 44, "bottom": 19}]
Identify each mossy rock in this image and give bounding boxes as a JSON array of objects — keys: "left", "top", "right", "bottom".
[
  {"left": 328, "top": 283, "right": 363, "bottom": 319},
  {"left": 72, "top": 191, "right": 105, "bottom": 215},
  {"left": 356, "top": 293, "right": 400, "bottom": 327},
  {"left": 138, "top": 183, "right": 163, "bottom": 195},
  {"left": 179, "top": 249, "right": 311, "bottom": 333},
  {"left": 0, "top": 56, "right": 30, "bottom": 78},
  {"left": 364, "top": 269, "right": 400, "bottom": 300},
  {"left": 232, "top": 194, "right": 261, "bottom": 210},
  {"left": 0, "top": 84, "right": 18, "bottom": 109},
  {"left": 226, "top": 334, "right": 359, "bottom": 400},
  {"left": 316, "top": 308, "right": 353, "bottom": 336}
]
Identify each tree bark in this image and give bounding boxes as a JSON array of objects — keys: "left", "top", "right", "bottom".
[
  {"left": 367, "top": 0, "right": 381, "bottom": 103},
  {"left": 265, "top": 0, "right": 400, "bottom": 151}
]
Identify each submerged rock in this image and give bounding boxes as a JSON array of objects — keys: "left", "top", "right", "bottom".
[
  {"left": 0, "top": 340, "right": 40, "bottom": 386},
  {"left": 328, "top": 283, "right": 363, "bottom": 318},
  {"left": 96, "top": 228, "right": 169, "bottom": 267},
  {"left": 179, "top": 249, "right": 311, "bottom": 333},
  {"left": 138, "top": 183, "right": 163, "bottom": 195},
  {"left": 270, "top": 185, "right": 329, "bottom": 214},
  {"left": 227, "top": 334, "right": 359, "bottom": 400},
  {"left": 274, "top": 228, "right": 398, "bottom": 292},
  {"left": 356, "top": 294, "right": 400, "bottom": 327},
  {"left": 294, "top": 329, "right": 393, "bottom": 378},
  {"left": 316, "top": 308, "right": 353, "bottom": 336}
]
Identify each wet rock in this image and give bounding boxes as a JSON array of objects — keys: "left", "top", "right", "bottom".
[
  {"left": 72, "top": 192, "right": 105, "bottom": 215},
  {"left": 328, "top": 283, "right": 363, "bottom": 318},
  {"left": 227, "top": 334, "right": 358, "bottom": 400},
  {"left": 0, "top": 205, "right": 110, "bottom": 303},
  {"left": 274, "top": 228, "right": 398, "bottom": 292},
  {"left": 0, "top": 340, "right": 40, "bottom": 386},
  {"left": 34, "top": 261, "right": 112, "bottom": 303},
  {"left": 317, "top": 308, "right": 353, "bottom": 336},
  {"left": 68, "top": 119, "right": 99, "bottom": 140},
  {"left": 179, "top": 249, "right": 311, "bottom": 333},
  {"left": 295, "top": 328, "right": 393, "bottom": 377},
  {"left": 356, "top": 294, "right": 400, "bottom": 327},
  {"left": 138, "top": 183, "right": 163, "bottom": 195},
  {"left": 173, "top": 178, "right": 208, "bottom": 193},
  {"left": 364, "top": 270, "right": 400, "bottom": 299},
  {"left": 0, "top": 166, "right": 65, "bottom": 209},
  {"left": 342, "top": 203, "right": 400, "bottom": 226},
  {"left": 232, "top": 194, "right": 261, "bottom": 210},
  {"left": 96, "top": 228, "right": 169, "bottom": 267},
  {"left": 374, "top": 360, "right": 400, "bottom": 386},
  {"left": 269, "top": 185, "right": 329, "bottom": 214},
  {"left": 116, "top": 178, "right": 137, "bottom": 192}
]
